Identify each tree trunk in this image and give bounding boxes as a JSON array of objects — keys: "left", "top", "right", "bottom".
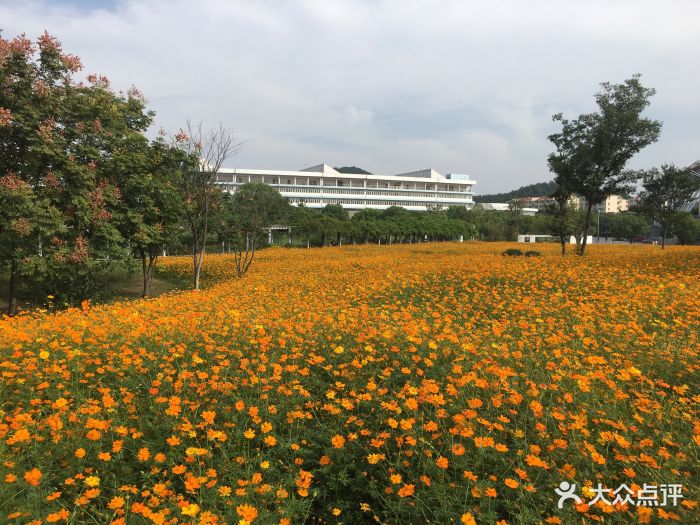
[
  {"left": 661, "top": 223, "right": 666, "bottom": 250},
  {"left": 560, "top": 235, "right": 567, "bottom": 256},
  {"left": 142, "top": 251, "right": 158, "bottom": 297},
  {"left": 141, "top": 253, "right": 149, "bottom": 297},
  {"left": 7, "top": 257, "right": 18, "bottom": 316},
  {"left": 578, "top": 202, "right": 594, "bottom": 256},
  {"left": 306, "top": 234, "right": 310, "bottom": 249}
]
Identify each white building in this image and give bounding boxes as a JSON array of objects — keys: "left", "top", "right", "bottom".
[
  {"left": 518, "top": 234, "right": 593, "bottom": 244},
  {"left": 479, "top": 203, "right": 538, "bottom": 216},
  {"left": 215, "top": 163, "right": 476, "bottom": 212}
]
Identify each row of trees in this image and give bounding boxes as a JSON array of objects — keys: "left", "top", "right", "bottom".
[{"left": 213, "top": 194, "right": 700, "bottom": 258}]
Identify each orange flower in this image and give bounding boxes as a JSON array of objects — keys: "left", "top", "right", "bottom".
[
  {"left": 108, "top": 496, "right": 125, "bottom": 509},
  {"left": 505, "top": 478, "right": 519, "bottom": 489},
  {"left": 23, "top": 468, "right": 41, "bottom": 486},
  {"left": 435, "top": 456, "right": 449, "bottom": 469},
  {"left": 461, "top": 513, "right": 476, "bottom": 525},
  {"left": 236, "top": 504, "right": 258, "bottom": 522},
  {"left": 331, "top": 435, "right": 345, "bottom": 448},
  {"left": 46, "top": 509, "right": 69, "bottom": 522},
  {"left": 529, "top": 400, "right": 543, "bottom": 417},
  {"left": 397, "top": 484, "right": 415, "bottom": 497}
]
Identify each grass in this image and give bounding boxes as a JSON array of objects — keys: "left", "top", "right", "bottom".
[{"left": 0, "top": 265, "right": 189, "bottom": 314}]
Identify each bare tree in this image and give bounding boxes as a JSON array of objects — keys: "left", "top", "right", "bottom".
[{"left": 175, "top": 121, "right": 240, "bottom": 289}]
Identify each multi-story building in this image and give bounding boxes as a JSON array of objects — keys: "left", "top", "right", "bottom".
[
  {"left": 595, "top": 194, "right": 629, "bottom": 213},
  {"left": 215, "top": 163, "right": 476, "bottom": 212},
  {"left": 514, "top": 196, "right": 557, "bottom": 212},
  {"left": 569, "top": 194, "right": 629, "bottom": 213}
]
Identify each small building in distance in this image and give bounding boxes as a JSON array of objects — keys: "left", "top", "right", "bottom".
[
  {"left": 513, "top": 196, "right": 558, "bottom": 212},
  {"left": 479, "top": 202, "right": 538, "bottom": 216},
  {"left": 569, "top": 194, "right": 630, "bottom": 213},
  {"left": 215, "top": 163, "right": 476, "bottom": 212},
  {"left": 518, "top": 234, "right": 593, "bottom": 244},
  {"left": 515, "top": 194, "right": 630, "bottom": 214}
]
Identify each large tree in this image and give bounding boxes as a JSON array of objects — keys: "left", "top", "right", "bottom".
[
  {"left": 636, "top": 164, "right": 700, "bottom": 248},
  {"left": 548, "top": 75, "right": 662, "bottom": 255},
  {"left": 0, "top": 32, "right": 155, "bottom": 309}
]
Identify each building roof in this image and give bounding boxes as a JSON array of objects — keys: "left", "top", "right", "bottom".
[{"left": 219, "top": 163, "right": 476, "bottom": 185}]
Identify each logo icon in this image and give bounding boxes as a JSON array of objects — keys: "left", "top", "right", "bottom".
[{"left": 555, "top": 481, "right": 582, "bottom": 509}]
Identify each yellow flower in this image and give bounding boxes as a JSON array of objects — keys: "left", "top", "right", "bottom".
[
  {"left": 367, "top": 453, "right": 385, "bottom": 464},
  {"left": 84, "top": 476, "right": 100, "bottom": 487},
  {"left": 181, "top": 503, "right": 200, "bottom": 516}
]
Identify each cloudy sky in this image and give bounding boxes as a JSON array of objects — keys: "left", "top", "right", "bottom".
[{"left": 2, "top": 0, "right": 698, "bottom": 193}]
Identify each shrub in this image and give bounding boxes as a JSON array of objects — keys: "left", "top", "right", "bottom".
[
  {"left": 525, "top": 250, "right": 541, "bottom": 257},
  {"left": 502, "top": 248, "right": 523, "bottom": 256}
]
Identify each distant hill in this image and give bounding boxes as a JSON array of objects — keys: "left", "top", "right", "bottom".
[
  {"left": 335, "top": 166, "right": 373, "bottom": 175},
  {"left": 474, "top": 180, "right": 557, "bottom": 203}
]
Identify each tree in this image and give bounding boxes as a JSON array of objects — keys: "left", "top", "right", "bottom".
[
  {"left": 607, "top": 213, "right": 650, "bottom": 243},
  {"left": 174, "top": 121, "right": 239, "bottom": 289},
  {"left": 227, "top": 183, "right": 289, "bottom": 277},
  {"left": 1, "top": 32, "right": 156, "bottom": 308},
  {"left": 321, "top": 204, "right": 349, "bottom": 245},
  {"left": 116, "top": 136, "right": 186, "bottom": 296},
  {"left": 672, "top": 212, "right": 700, "bottom": 245},
  {"left": 548, "top": 75, "right": 662, "bottom": 255},
  {"left": 0, "top": 173, "right": 62, "bottom": 314},
  {"left": 546, "top": 190, "right": 578, "bottom": 256},
  {"left": 636, "top": 164, "right": 700, "bottom": 249}
]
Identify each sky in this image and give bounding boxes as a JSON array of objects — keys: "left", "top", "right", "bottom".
[{"left": 2, "top": 0, "right": 699, "bottom": 193}]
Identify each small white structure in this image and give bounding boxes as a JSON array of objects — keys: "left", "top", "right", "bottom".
[
  {"left": 518, "top": 234, "right": 593, "bottom": 244},
  {"left": 480, "top": 203, "right": 538, "bottom": 216}
]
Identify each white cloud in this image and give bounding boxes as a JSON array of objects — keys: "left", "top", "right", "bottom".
[{"left": 2, "top": 0, "right": 698, "bottom": 192}]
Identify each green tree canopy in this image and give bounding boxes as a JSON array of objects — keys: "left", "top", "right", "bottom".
[{"left": 548, "top": 75, "right": 662, "bottom": 255}]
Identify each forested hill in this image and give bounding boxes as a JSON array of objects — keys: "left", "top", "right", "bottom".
[
  {"left": 474, "top": 180, "right": 557, "bottom": 203},
  {"left": 335, "top": 166, "right": 373, "bottom": 174}
]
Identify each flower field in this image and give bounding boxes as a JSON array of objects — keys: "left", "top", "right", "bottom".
[{"left": 1, "top": 243, "right": 698, "bottom": 524}]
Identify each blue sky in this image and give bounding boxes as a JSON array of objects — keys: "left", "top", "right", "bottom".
[{"left": 2, "top": 0, "right": 698, "bottom": 193}]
